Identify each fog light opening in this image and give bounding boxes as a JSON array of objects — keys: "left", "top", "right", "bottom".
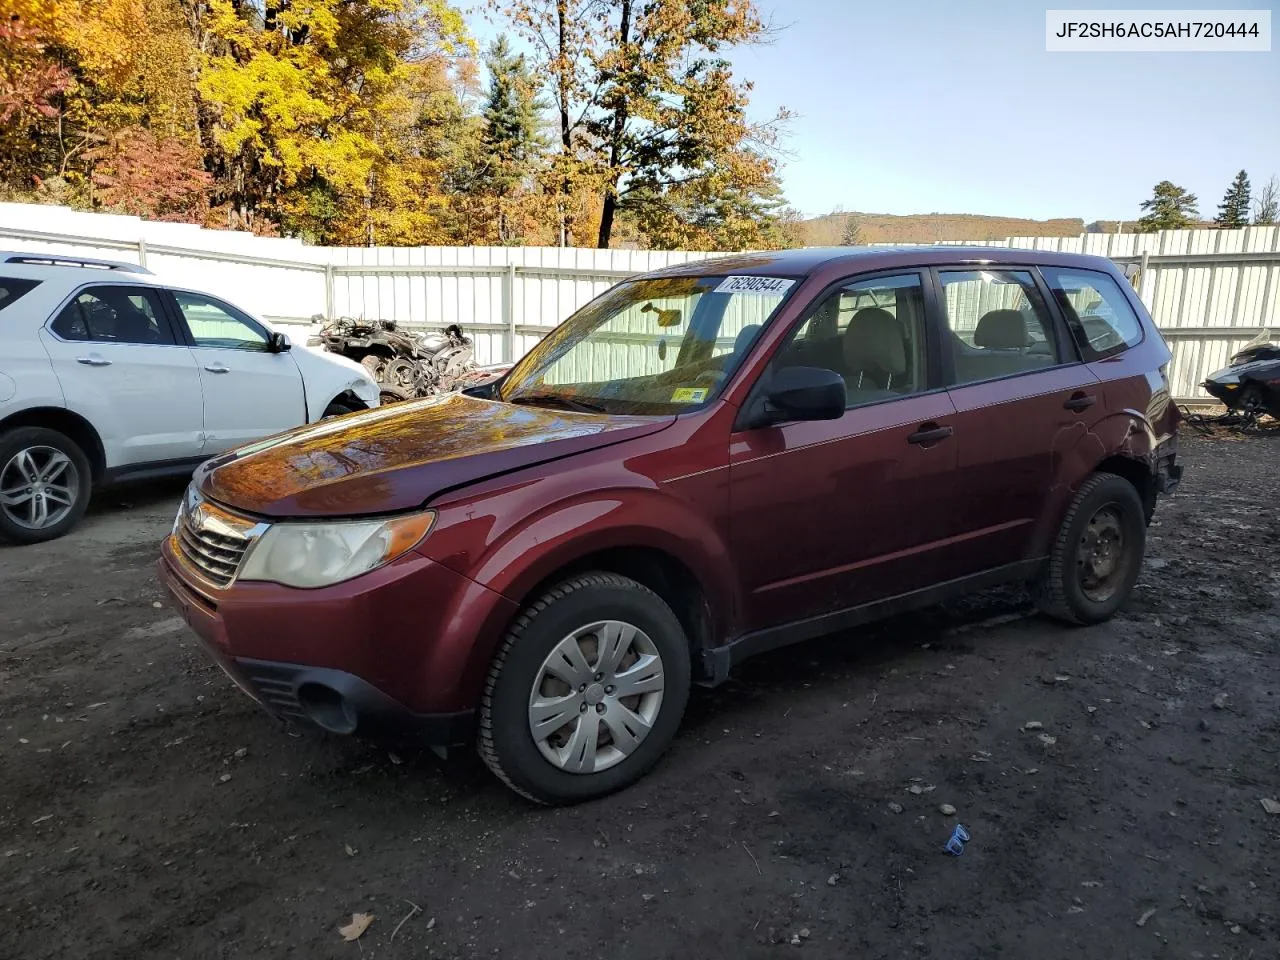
[{"left": 297, "top": 682, "right": 358, "bottom": 734}]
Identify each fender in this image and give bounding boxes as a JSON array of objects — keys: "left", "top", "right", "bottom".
[
  {"left": 1028, "top": 407, "right": 1158, "bottom": 556},
  {"left": 420, "top": 480, "right": 739, "bottom": 689}
]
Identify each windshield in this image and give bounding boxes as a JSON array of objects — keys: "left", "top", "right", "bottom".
[{"left": 498, "top": 275, "right": 796, "bottom": 415}]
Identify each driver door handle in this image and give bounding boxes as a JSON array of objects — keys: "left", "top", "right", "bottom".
[
  {"left": 1064, "top": 392, "right": 1096, "bottom": 412},
  {"left": 204, "top": 363, "right": 230, "bottom": 374},
  {"left": 76, "top": 356, "right": 112, "bottom": 367},
  {"left": 907, "top": 423, "right": 953, "bottom": 446}
]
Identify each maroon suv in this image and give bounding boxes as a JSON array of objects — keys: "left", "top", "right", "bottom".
[{"left": 159, "top": 247, "right": 1180, "bottom": 803}]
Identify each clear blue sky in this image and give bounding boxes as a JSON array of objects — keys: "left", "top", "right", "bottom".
[{"left": 470, "top": 1, "right": 1278, "bottom": 222}]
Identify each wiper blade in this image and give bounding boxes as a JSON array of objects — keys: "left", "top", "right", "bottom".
[{"left": 507, "top": 393, "right": 607, "bottom": 413}]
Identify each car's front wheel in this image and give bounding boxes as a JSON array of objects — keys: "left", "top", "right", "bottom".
[
  {"left": 321, "top": 398, "right": 362, "bottom": 419},
  {"left": 1034, "top": 472, "right": 1146, "bottom": 624},
  {"left": 479, "top": 572, "right": 690, "bottom": 804},
  {"left": 0, "top": 427, "right": 92, "bottom": 544}
]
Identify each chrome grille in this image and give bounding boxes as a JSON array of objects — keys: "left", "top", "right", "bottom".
[{"left": 174, "top": 487, "right": 263, "bottom": 587}]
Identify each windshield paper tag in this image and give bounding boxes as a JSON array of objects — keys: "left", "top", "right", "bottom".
[
  {"left": 671, "top": 387, "right": 709, "bottom": 403},
  {"left": 714, "top": 276, "right": 795, "bottom": 296}
]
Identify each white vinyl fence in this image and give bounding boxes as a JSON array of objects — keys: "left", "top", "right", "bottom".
[{"left": 3, "top": 202, "right": 1279, "bottom": 400}]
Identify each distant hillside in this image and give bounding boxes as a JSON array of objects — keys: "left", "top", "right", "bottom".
[{"left": 802, "top": 211, "right": 1088, "bottom": 246}]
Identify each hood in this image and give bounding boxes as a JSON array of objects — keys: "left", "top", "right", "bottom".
[
  {"left": 294, "top": 340, "right": 373, "bottom": 379},
  {"left": 194, "top": 393, "right": 673, "bottom": 518}
]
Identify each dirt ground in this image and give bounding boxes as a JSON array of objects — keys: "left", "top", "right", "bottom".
[{"left": 2, "top": 428, "right": 1278, "bottom": 960}]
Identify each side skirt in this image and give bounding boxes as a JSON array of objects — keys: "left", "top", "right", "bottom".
[
  {"left": 101, "top": 456, "right": 208, "bottom": 486},
  {"left": 700, "top": 558, "right": 1045, "bottom": 686}
]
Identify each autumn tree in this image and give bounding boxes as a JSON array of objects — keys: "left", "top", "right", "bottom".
[
  {"left": 1216, "top": 170, "right": 1251, "bottom": 228},
  {"left": 500, "top": 0, "right": 789, "bottom": 250},
  {"left": 1252, "top": 175, "right": 1278, "bottom": 225},
  {"left": 194, "top": 0, "right": 471, "bottom": 239},
  {"left": 1136, "top": 180, "right": 1199, "bottom": 232},
  {"left": 88, "top": 127, "right": 211, "bottom": 220}
]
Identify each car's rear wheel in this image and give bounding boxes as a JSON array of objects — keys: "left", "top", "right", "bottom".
[
  {"left": 0, "top": 427, "right": 92, "bottom": 545},
  {"left": 478, "top": 572, "right": 690, "bottom": 804},
  {"left": 1034, "top": 472, "right": 1146, "bottom": 625}
]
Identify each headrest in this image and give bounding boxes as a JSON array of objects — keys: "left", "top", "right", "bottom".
[
  {"left": 733, "top": 323, "right": 762, "bottom": 356},
  {"left": 843, "top": 307, "right": 906, "bottom": 376},
  {"left": 974, "top": 310, "right": 1029, "bottom": 349}
]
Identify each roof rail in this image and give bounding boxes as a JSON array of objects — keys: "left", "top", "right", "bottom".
[{"left": 2, "top": 252, "right": 154, "bottom": 275}]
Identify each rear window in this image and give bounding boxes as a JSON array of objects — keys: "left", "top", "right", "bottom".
[
  {"left": 1040, "top": 267, "right": 1144, "bottom": 360},
  {"left": 0, "top": 277, "right": 40, "bottom": 313}
]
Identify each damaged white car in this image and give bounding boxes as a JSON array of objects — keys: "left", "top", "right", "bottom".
[{"left": 0, "top": 252, "right": 379, "bottom": 544}]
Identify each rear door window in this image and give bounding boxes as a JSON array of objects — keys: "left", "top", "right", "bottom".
[
  {"left": 50, "top": 286, "right": 176, "bottom": 345},
  {"left": 0, "top": 277, "right": 40, "bottom": 314},
  {"left": 1040, "top": 267, "right": 1144, "bottom": 360},
  {"left": 937, "top": 270, "right": 1062, "bottom": 385}
]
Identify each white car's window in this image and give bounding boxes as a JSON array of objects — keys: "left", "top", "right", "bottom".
[
  {"left": 51, "top": 286, "right": 175, "bottom": 345},
  {"left": 0, "top": 277, "right": 41, "bottom": 314},
  {"left": 174, "top": 292, "right": 269, "bottom": 350}
]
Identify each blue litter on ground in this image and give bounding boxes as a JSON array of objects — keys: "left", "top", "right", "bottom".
[{"left": 944, "top": 823, "right": 971, "bottom": 856}]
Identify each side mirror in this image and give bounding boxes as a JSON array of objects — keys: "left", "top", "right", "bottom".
[
  {"left": 762, "top": 366, "right": 846, "bottom": 423},
  {"left": 268, "top": 331, "right": 291, "bottom": 353}
]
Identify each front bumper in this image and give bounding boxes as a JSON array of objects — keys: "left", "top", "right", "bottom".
[
  {"left": 158, "top": 537, "right": 517, "bottom": 745},
  {"left": 226, "top": 655, "right": 473, "bottom": 744}
]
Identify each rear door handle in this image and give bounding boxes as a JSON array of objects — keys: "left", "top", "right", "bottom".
[
  {"left": 76, "top": 356, "right": 112, "bottom": 367},
  {"left": 1064, "top": 392, "right": 1097, "bottom": 412},
  {"left": 907, "top": 423, "right": 953, "bottom": 445},
  {"left": 204, "top": 364, "right": 230, "bottom": 374}
]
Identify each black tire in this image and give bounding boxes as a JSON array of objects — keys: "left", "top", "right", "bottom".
[
  {"left": 321, "top": 399, "right": 361, "bottom": 419},
  {"left": 0, "top": 427, "right": 93, "bottom": 545},
  {"left": 478, "top": 572, "right": 691, "bottom": 805},
  {"left": 1033, "top": 472, "right": 1146, "bottom": 625},
  {"left": 378, "top": 385, "right": 413, "bottom": 404},
  {"left": 360, "top": 355, "right": 387, "bottom": 380},
  {"left": 383, "top": 357, "right": 420, "bottom": 395}
]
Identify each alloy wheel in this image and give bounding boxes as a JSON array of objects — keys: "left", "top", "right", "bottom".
[
  {"left": 527, "top": 620, "right": 665, "bottom": 774},
  {"left": 0, "top": 446, "right": 80, "bottom": 531}
]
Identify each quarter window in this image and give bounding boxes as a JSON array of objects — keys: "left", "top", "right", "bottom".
[
  {"left": 0, "top": 277, "right": 40, "bottom": 314},
  {"left": 775, "top": 273, "right": 927, "bottom": 408},
  {"left": 175, "top": 292, "right": 269, "bottom": 350},
  {"left": 51, "top": 286, "right": 175, "bottom": 345},
  {"left": 1040, "top": 267, "right": 1144, "bottom": 360},
  {"left": 938, "top": 270, "right": 1061, "bottom": 385}
]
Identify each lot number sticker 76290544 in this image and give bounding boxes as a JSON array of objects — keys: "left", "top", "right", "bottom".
[{"left": 713, "top": 276, "right": 795, "bottom": 296}]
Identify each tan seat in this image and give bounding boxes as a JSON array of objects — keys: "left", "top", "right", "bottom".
[{"left": 842, "top": 307, "right": 908, "bottom": 391}]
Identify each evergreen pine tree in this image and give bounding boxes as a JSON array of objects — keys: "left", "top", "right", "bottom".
[
  {"left": 1136, "top": 181, "right": 1200, "bottom": 232},
  {"left": 839, "top": 217, "right": 863, "bottom": 246},
  {"left": 1216, "top": 170, "right": 1251, "bottom": 228},
  {"left": 480, "top": 35, "right": 548, "bottom": 241}
]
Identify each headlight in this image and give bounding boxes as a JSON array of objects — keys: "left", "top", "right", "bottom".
[{"left": 238, "top": 511, "right": 435, "bottom": 588}]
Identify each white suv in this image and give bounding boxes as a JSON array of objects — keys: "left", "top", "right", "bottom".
[{"left": 0, "top": 252, "right": 379, "bottom": 544}]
